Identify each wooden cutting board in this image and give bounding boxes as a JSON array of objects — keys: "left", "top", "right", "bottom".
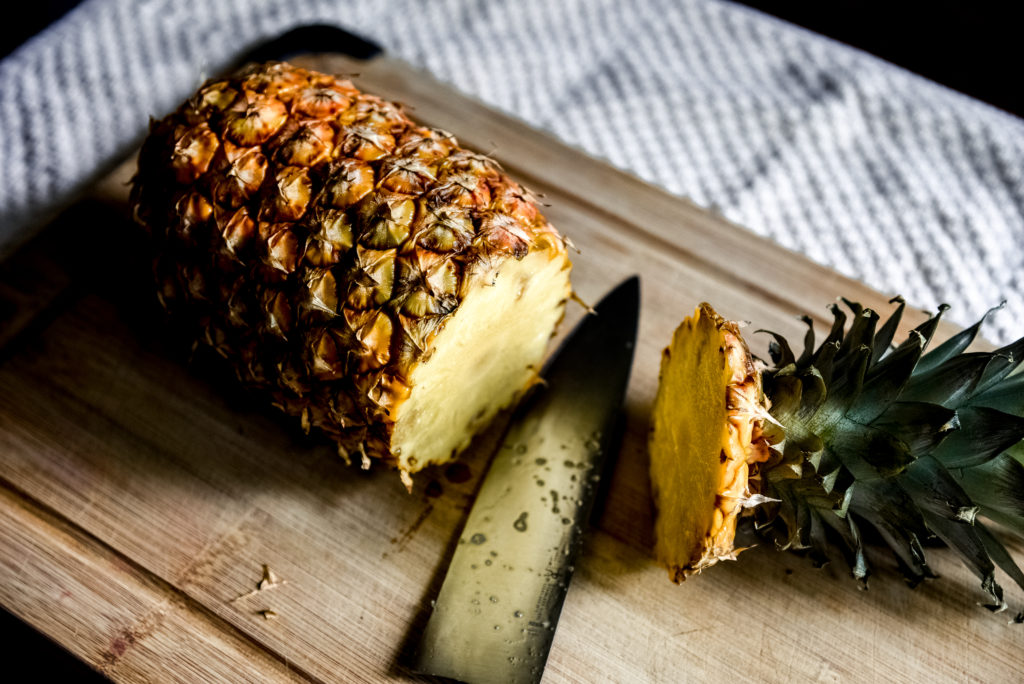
[{"left": 1, "top": 51, "right": 1020, "bottom": 683}]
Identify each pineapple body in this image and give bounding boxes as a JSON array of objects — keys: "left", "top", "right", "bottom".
[{"left": 132, "top": 63, "right": 572, "bottom": 485}]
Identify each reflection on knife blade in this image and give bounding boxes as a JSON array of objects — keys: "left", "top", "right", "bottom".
[{"left": 413, "top": 276, "right": 639, "bottom": 684}]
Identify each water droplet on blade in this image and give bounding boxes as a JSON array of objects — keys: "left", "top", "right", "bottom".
[{"left": 513, "top": 512, "right": 529, "bottom": 532}]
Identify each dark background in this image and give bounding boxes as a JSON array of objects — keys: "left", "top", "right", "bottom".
[
  {"left": 735, "top": 0, "right": 1021, "bottom": 117},
  {"left": 0, "top": 0, "right": 1019, "bottom": 680}
]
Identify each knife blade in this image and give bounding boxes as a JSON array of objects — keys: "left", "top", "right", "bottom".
[{"left": 412, "top": 276, "right": 640, "bottom": 684}]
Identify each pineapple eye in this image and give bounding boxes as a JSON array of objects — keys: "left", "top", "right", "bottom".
[
  {"left": 324, "top": 161, "right": 376, "bottom": 208},
  {"left": 193, "top": 82, "right": 238, "bottom": 114},
  {"left": 214, "top": 148, "right": 268, "bottom": 207},
  {"left": 305, "top": 269, "right": 339, "bottom": 315},
  {"left": 380, "top": 158, "right": 435, "bottom": 194},
  {"left": 266, "top": 228, "right": 300, "bottom": 274},
  {"left": 277, "top": 122, "right": 334, "bottom": 166},
  {"left": 171, "top": 124, "right": 219, "bottom": 183},
  {"left": 262, "top": 290, "right": 293, "bottom": 338},
  {"left": 358, "top": 196, "right": 416, "bottom": 250},
  {"left": 263, "top": 166, "right": 312, "bottom": 222},
  {"left": 343, "top": 310, "right": 393, "bottom": 372},
  {"left": 223, "top": 95, "right": 289, "bottom": 146},
  {"left": 339, "top": 124, "right": 395, "bottom": 161},
  {"left": 294, "top": 85, "right": 353, "bottom": 118},
  {"left": 474, "top": 212, "right": 532, "bottom": 259},
  {"left": 175, "top": 192, "right": 213, "bottom": 230},
  {"left": 347, "top": 247, "right": 396, "bottom": 309},
  {"left": 416, "top": 206, "right": 474, "bottom": 252},
  {"left": 220, "top": 206, "right": 256, "bottom": 255},
  {"left": 312, "top": 328, "right": 346, "bottom": 379},
  {"left": 317, "top": 208, "right": 354, "bottom": 250},
  {"left": 424, "top": 258, "right": 460, "bottom": 297}
]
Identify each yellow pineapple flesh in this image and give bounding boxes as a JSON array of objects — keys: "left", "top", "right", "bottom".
[{"left": 649, "top": 304, "right": 771, "bottom": 580}]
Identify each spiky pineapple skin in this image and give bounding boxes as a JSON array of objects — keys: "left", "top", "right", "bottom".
[{"left": 131, "top": 62, "right": 569, "bottom": 473}]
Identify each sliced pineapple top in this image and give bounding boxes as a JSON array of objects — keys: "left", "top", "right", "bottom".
[{"left": 651, "top": 296, "right": 1024, "bottom": 617}]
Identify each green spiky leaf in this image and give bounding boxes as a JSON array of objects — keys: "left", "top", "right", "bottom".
[
  {"left": 915, "top": 302, "right": 1001, "bottom": 375},
  {"left": 752, "top": 297, "right": 1024, "bottom": 614},
  {"left": 933, "top": 407, "right": 1024, "bottom": 469},
  {"left": 870, "top": 297, "right": 905, "bottom": 365}
]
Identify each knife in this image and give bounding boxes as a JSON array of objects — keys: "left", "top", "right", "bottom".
[{"left": 412, "top": 276, "right": 640, "bottom": 684}]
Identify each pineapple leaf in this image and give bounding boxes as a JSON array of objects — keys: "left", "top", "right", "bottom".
[
  {"left": 821, "top": 304, "right": 847, "bottom": 350},
  {"left": 837, "top": 309, "right": 878, "bottom": 361},
  {"left": 828, "top": 420, "right": 915, "bottom": 478},
  {"left": 932, "top": 406, "right": 1024, "bottom": 469},
  {"left": 900, "top": 352, "right": 993, "bottom": 407},
  {"left": 870, "top": 296, "right": 906, "bottom": 365},
  {"left": 954, "top": 448, "right": 1024, "bottom": 535},
  {"left": 797, "top": 368, "right": 828, "bottom": 420},
  {"left": 902, "top": 456, "right": 1006, "bottom": 611},
  {"left": 808, "top": 508, "right": 832, "bottom": 567},
  {"left": 812, "top": 341, "right": 842, "bottom": 387},
  {"left": 976, "top": 335, "right": 1024, "bottom": 395},
  {"left": 968, "top": 370, "right": 1024, "bottom": 416},
  {"left": 904, "top": 304, "right": 948, "bottom": 354},
  {"left": 975, "top": 521, "right": 1024, "bottom": 597},
  {"left": 915, "top": 302, "right": 1003, "bottom": 375},
  {"left": 766, "top": 373, "right": 802, "bottom": 420},
  {"left": 840, "top": 298, "right": 864, "bottom": 316},
  {"left": 870, "top": 401, "right": 958, "bottom": 459},
  {"left": 818, "top": 510, "right": 870, "bottom": 583},
  {"left": 796, "top": 315, "right": 815, "bottom": 367},
  {"left": 761, "top": 330, "right": 796, "bottom": 367},
  {"left": 823, "top": 344, "right": 871, "bottom": 416},
  {"left": 850, "top": 337, "right": 924, "bottom": 423},
  {"left": 773, "top": 480, "right": 801, "bottom": 549},
  {"left": 848, "top": 479, "right": 933, "bottom": 582}
]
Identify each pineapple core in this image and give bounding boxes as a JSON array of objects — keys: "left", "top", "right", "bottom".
[
  {"left": 649, "top": 304, "right": 770, "bottom": 580},
  {"left": 393, "top": 249, "right": 571, "bottom": 476}
]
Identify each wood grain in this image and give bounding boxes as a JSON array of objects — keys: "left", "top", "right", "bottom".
[{"left": 0, "top": 52, "right": 1019, "bottom": 683}]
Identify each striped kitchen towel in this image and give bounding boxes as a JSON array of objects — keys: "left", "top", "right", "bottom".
[{"left": 1, "top": 0, "right": 1021, "bottom": 342}]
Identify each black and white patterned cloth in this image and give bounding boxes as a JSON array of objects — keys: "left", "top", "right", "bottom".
[{"left": 2, "top": 0, "right": 1022, "bottom": 342}]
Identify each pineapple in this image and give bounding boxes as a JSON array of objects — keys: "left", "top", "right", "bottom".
[
  {"left": 131, "top": 63, "right": 572, "bottom": 488},
  {"left": 650, "top": 299, "right": 1024, "bottom": 615}
]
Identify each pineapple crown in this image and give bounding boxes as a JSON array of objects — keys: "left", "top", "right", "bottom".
[{"left": 754, "top": 298, "right": 1024, "bottom": 616}]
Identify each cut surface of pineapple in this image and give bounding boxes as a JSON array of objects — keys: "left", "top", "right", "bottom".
[
  {"left": 650, "top": 304, "right": 770, "bottom": 581},
  {"left": 393, "top": 249, "right": 571, "bottom": 474}
]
